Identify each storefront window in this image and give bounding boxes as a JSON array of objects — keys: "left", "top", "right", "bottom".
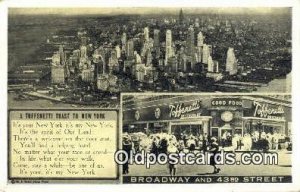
[
  {"left": 126, "top": 124, "right": 147, "bottom": 133},
  {"left": 248, "top": 121, "right": 285, "bottom": 135},
  {"left": 149, "top": 123, "right": 168, "bottom": 134},
  {"left": 171, "top": 124, "right": 202, "bottom": 139}
]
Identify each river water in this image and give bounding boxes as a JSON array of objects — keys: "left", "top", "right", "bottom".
[
  {"left": 256, "top": 73, "right": 291, "bottom": 93},
  {"left": 8, "top": 92, "right": 110, "bottom": 109}
]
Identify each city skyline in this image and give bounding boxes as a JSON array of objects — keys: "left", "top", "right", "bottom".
[{"left": 9, "top": 7, "right": 291, "bottom": 16}]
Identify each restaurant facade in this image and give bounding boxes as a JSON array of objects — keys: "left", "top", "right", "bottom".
[{"left": 122, "top": 95, "right": 292, "bottom": 140}]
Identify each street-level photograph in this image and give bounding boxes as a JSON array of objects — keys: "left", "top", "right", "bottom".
[{"left": 121, "top": 94, "right": 292, "bottom": 183}]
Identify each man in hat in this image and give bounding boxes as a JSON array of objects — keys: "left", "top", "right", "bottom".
[
  {"left": 208, "top": 137, "right": 221, "bottom": 174},
  {"left": 122, "top": 135, "right": 132, "bottom": 174}
]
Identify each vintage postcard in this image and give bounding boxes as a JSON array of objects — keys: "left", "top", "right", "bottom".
[
  {"left": 3, "top": 4, "right": 297, "bottom": 191},
  {"left": 121, "top": 94, "right": 292, "bottom": 183}
]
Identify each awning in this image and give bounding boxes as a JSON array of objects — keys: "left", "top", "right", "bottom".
[{"left": 242, "top": 116, "right": 286, "bottom": 122}]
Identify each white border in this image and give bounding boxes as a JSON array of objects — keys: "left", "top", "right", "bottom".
[{"left": 0, "top": 0, "right": 299, "bottom": 192}]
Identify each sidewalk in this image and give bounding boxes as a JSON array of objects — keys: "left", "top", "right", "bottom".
[
  {"left": 219, "top": 146, "right": 290, "bottom": 153},
  {"left": 126, "top": 150, "right": 291, "bottom": 176}
]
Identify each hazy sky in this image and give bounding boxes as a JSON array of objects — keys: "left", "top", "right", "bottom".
[{"left": 9, "top": 7, "right": 291, "bottom": 16}]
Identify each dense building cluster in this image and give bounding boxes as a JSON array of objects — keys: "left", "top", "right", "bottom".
[
  {"left": 49, "top": 9, "right": 244, "bottom": 94},
  {"left": 8, "top": 9, "right": 291, "bottom": 104}
]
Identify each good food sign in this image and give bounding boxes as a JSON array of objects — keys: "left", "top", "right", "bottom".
[{"left": 211, "top": 98, "right": 242, "bottom": 107}]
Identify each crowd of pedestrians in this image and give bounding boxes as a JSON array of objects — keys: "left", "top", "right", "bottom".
[{"left": 122, "top": 130, "right": 291, "bottom": 175}]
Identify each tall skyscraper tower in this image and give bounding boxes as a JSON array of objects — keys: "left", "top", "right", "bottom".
[
  {"left": 153, "top": 29, "right": 160, "bottom": 57},
  {"left": 144, "top": 27, "right": 149, "bottom": 42},
  {"left": 202, "top": 44, "right": 210, "bottom": 64},
  {"left": 154, "top": 29, "right": 160, "bottom": 47},
  {"left": 51, "top": 46, "right": 66, "bottom": 84},
  {"left": 187, "top": 26, "right": 195, "bottom": 56},
  {"left": 80, "top": 45, "right": 87, "bottom": 59},
  {"left": 81, "top": 37, "right": 87, "bottom": 46},
  {"left": 226, "top": 47, "right": 238, "bottom": 75},
  {"left": 146, "top": 50, "right": 152, "bottom": 66},
  {"left": 59, "top": 45, "right": 66, "bottom": 65},
  {"left": 215, "top": 61, "right": 219, "bottom": 73},
  {"left": 165, "top": 29, "right": 173, "bottom": 64},
  {"left": 197, "top": 32, "right": 204, "bottom": 47},
  {"left": 135, "top": 52, "right": 142, "bottom": 64},
  {"left": 121, "top": 32, "right": 127, "bottom": 51},
  {"left": 179, "top": 8, "right": 184, "bottom": 24},
  {"left": 207, "top": 56, "right": 214, "bottom": 72},
  {"left": 115, "top": 45, "right": 121, "bottom": 58},
  {"left": 126, "top": 39, "right": 135, "bottom": 59},
  {"left": 168, "top": 56, "right": 178, "bottom": 73},
  {"left": 108, "top": 49, "right": 119, "bottom": 73}
]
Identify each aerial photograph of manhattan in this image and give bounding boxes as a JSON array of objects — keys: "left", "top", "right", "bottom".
[{"left": 8, "top": 8, "right": 291, "bottom": 108}]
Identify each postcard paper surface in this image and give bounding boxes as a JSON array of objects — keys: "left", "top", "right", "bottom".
[{"left": 4, "top": 5, "right": 296, "bottom": 189}]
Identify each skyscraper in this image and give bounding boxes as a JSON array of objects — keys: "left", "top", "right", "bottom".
[
  {"left": 202, "top": 44, "right": 210, "bottom": 64},
  {"left": 154, "top": 29, "right": 160, "bottom": 47},
  {"left": 144, "top": 27, "right": 149, "bottom": 42},
  {"left": 81, "top": 37, "right": 87, "bottom": 46},
  {"left": 177, "top": 47, "right": 186, "bottom": 72},
  {"left": 226, "top": 47, "right": 238, "bottom": 75},
  {"left": 115, "top": 45, "right": 121, "bottom": 58},
  {"left": 51, "top": 46, "right": 66, "bottom": 84},
  {"left": 59, "top": 45, "right": 66, "bottom": 65},
  {"left": 195, "top": 47, "right": 202, "bottom": 63},
  {"left": 195, "top": 18, "right": 200, "bottom": 28},
  {"left": 153, "top": 29, "right": 160, "bottom": 57},
  {"left": 207, "top": 56, "right": 214, "bottom": 72},
  {"left": 121, "top": 32, "right": 127, "bottom": 51},
  {"left": 126, "top": 39, "right": 135, "bottom": 59},
  {"left": 52, "top": 53, "right": 60, "bottom": 65},
  {"left": 134, "top": 64, "right": 146, "bottom": 82},
  {"left": 108, "top": 49, "right": 119, "bottom": 73},
  {"left": 135, "top": 51, "right": 142, "bottom": 64},
  {"left": 146, "top": 50, "right": 152, "bottom": 66},
  {"left": 51, "top": 66, "right": 65, "bottom": 84},
  {"left": 168, "top": 56, "right": 178, "bottom": 73},
  {"left": 186, "top": 26, "right": 195, "bottom": 57},
  {"left": 81, "top": 69, "right": 94, "bottom": 82},
  {"left": 179, "top": 8, "right": 184, "bottom": 24},
  {"left": 197, "top": 32, "right": 204, "bottom": 47},
  {"left": 165, "top": 29, "right": 173, "bottom": 64},
  {"left": 93, "top": 46, "right": 107, "bottom": 75},
  {"left": 80, "top": 45, "right": 87, "bottom": 59},
  {"left": 214, "top": 61, "right": 219, "bottom": 73}
]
